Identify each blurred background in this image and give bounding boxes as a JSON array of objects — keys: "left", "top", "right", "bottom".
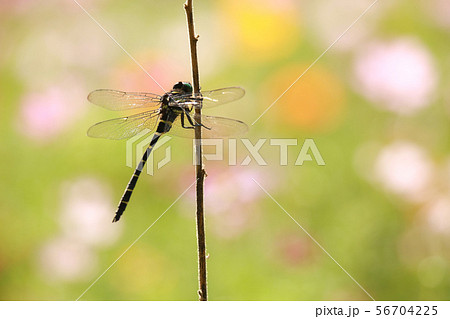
[{"left": 1, "top": 0, "right": 449, "bottom": 300}]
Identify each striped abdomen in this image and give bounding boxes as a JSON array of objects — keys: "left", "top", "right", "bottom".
[{"left": 112, "top": 111, "right": 178, "bottom": 222}]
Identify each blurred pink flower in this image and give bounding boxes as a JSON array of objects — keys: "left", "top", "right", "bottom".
[
  {"left": 180, "top": 166, "right": 279, "bottom": 239},
  {"left": 112, "top": 52, "right": 189, "bottom": 93},
  {"left": 60, "top": 177, "right": 122, "bottom": 247},
  {"left": 204, "top": 168, "right": 267, "bottom": 211},
  {"left": 353, "top": 38, "right": 438, "bottom": 114},
  {"left": 0, "top": 0, "right": 35, "bottom": 12},
  {"left": 374, "top": 141, "right": 434, "bottom": 201},
  {"left": 0, "top": 0, "right": 99, "bottom": 12},
  {"left": 424, "top": 197, "right": 450, "bottom": 236},
  {"left": 38, "top": 237, "right": 97, "bottom": 282},
  {"left": 17, "top": 84, "right": 85, "bottom": 142},
  {"left": 424, "top": 0, "right": 450, "bottom": 29},
  {"left": 206, "top": 168, "right": 276, "bottom": 239},
  {"left": 276, "top": 234, "right": 314, "bottom": 267}
]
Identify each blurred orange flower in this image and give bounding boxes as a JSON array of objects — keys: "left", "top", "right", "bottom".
[{"left": 262, "top": 64, "right": 346, "bottom": 131}]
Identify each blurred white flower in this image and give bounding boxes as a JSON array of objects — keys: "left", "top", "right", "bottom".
[
  {"left": 353, "top": 38, "right": 438, "bottom": 114},
  {"left": 375, "top": 142, "right": 434, "bottom": 200},
  {"left": 60, "top": 177, "right": 122, "bottom": 247},
  {"left": 38, "top": 237, "right": 97, "bottom": 282},
  {"left": 15, "top": 18, "right": 112, "bottom": 88},
  {"left": 424, "top": 197, "right": 450, "bottom": 236},
  {"left": 302, "top": 0, "right": 389, "bottom": 52}
]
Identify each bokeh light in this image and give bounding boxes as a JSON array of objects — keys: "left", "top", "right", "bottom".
[
  {"left": 424, "top": 197, "right": 450, "bottom": 236},
  {"left": 17, "top": 85, "right": 86, "bottom": 143},
  {"left": 219, "top": 0, "right": 300, "bottom": 63},
  {"left": 374, "top": 141, "right": 434, "bottom": 201},
  {"left": 38, "top": 238, "right": 97, "bottom": 282},
  {"left": 180, "top": 166, "right": 279, "bottom": 239},
  {"left": 59, "top": 177, "right": 122, "bottom": 247},
  {"left": 353, "top": 38, "right": 438, "bottom": 114},
  {"left": 303, "top": 0, "right": 388, "bottom": 52}
]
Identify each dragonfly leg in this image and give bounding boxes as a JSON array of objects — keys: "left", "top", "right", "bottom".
[
  {"left": 185, "top": 111, "right": 211, "bottom": 130},
  {"left": 180, "top": 112, "right": 195, "bottom": 129}
]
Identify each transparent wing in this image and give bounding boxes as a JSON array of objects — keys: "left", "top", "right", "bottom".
[
  {"left": 172, "top": 87, "right": 245, "bottom": 109},
  {"left": 88, "top": 89, "right": 162, "bottom": 111},
  {"left": 199, "top": 87, "right": 245, "bottom": 109},
  {"left": 168, "top": 115, "right": 248, "bottom": 138},
  {"left": 87, "top": 110, "right": 160, "bottom": 140}
]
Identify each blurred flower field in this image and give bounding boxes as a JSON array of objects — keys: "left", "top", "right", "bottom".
[{"left": 0, "top": 0, "right": 449, "bottom": 300}]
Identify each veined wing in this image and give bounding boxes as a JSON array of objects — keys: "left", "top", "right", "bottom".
[
  {"left": 176, "top": 87, "right": 245, "bottom": 109},
  {"left": 168, "top": 115, "right": 248, "bottom": 138},
  {"left": 200, "top": 87, "right": 245, "bottom": 108},
  {"left": 166, "top": 87, "right": 245, "bottom": 109},
  {"left": 87, "top": 110, "right": 160, "bottom": 140},
  {"left": 88, "top": 89, "right": 162, "bottom": 111}
]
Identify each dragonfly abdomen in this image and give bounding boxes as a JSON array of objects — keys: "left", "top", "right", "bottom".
[
  {"left": 155, "top": 120, "right": 173, "bottom": 134},
  {"left": 112, "top": 131, "right": 163, "bottom": 222},
  {"left": 112, "top": 111, "right": 179, "bottom": 222},
  {"left": 156, "top": 109, "right": 180, "bottom": 134}
]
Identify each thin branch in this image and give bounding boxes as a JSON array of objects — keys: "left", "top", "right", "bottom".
[{"left": 184, "top": 0, "right": 208, "bottom": 301}]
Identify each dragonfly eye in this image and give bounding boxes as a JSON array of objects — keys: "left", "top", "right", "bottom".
[
  {"left": 172, "top": 81, "right": 193, "bottom": 94},
  {"left": 182, "top": 82, "right": 193, "bottom": 94}
]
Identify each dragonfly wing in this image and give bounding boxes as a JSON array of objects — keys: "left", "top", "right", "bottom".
[
  {"left": 88, "top": 89, "right": 162, "bottom": 111},
  {"left": 87, "top": 110, "right": 160, "bottom": 140},
  {"left": 168, "top": 115, "right": 248, "bottom": 138},
  {"left": 196, "top": 87, "right": 245, "bottom": 109}
]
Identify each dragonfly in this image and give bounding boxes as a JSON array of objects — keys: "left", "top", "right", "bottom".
[{"left": 87, "top": 81, "right": 247, "bottom": 222}]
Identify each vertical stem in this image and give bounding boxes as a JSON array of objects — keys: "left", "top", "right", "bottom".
[{"left": 184, "top": 0, "right": 207, "bottom": 301}]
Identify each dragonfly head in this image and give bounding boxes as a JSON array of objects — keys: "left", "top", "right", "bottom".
[{"left": 172, "top": 81, "right": 193, "bottom": 95}]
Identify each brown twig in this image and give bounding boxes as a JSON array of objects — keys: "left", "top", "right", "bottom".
[{"left": 184, "top": 0, "right": 208, "bottom": 301}]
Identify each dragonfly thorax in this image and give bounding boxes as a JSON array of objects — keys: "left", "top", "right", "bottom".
[
  {"left": 161, "top": 93, "right": 188, "bottom": 113},
  {"left": 161, "top": 81, "right": 196, "bottom": 112}
]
